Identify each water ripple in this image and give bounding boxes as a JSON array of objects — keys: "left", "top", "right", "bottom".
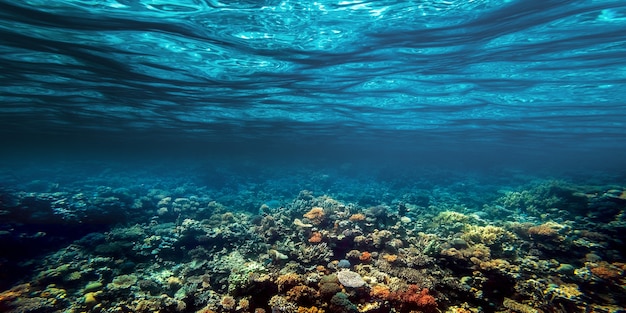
[{"left": 0, "top": 0, "right": 625, "bottom": 151}]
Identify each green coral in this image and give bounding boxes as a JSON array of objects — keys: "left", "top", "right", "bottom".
[
  {"left": 432, "top": 211, "right": 476, "bottom": 234},
  {"left": 223, "top": 251, "right": 267, "bottom": 294},
  {"left": 330, "top": 292, "right": 358, "bottom": 313}
]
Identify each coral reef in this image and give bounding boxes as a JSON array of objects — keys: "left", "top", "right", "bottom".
[{"left": 1, "top": 171, "right": 625, "bottom": 313}]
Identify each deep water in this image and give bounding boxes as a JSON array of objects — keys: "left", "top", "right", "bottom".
[{"left": 1, "top": 0, "right": 626, "bottom": 312}]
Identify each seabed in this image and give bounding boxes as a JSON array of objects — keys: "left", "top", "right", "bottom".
[{"left": 1, "top": 168, "right": 625, "bottom": 313}]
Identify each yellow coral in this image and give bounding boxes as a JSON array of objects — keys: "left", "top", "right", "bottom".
[
  {"left": 369, "top": 284, "right": 391, "bottom": 299},
  {"left": 220, "top": 295, "right": 236, "bottom": 310},
  {"left": 167, "top": 276, "right": 183, "bottom": 287},
  {"left": 479, "top": 258, "right": 519, "bottom": 273},
  {"left": 381, "top": 254, "right": 398, "bottom": 263},
  {"left": 461, "top": 225, "right": 512, "bottom": 246},
  {"left": 297, "top": 306, "right": 325, "bottom": 313}
]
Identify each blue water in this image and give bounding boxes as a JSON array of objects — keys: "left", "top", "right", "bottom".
[
  {"left": 2, "top": 2, "right": 626, "bottom": 310},
  {"left": 1, "top": 0, "right": 626, "bottom": 170}
]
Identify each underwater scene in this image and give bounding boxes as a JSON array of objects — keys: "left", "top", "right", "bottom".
[{"left": 1, "top": 0, "right": 626, "bottom": 313}]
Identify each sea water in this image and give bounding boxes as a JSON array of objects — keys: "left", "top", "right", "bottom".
[{"left": 1, "top": 1, "right": 625, "bottom": 312}]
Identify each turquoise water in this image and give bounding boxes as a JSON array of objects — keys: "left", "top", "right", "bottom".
[
  {"left": 1, "top": 1, "right": 626, "bottom": 312},
  {"left": 1, "top": 0, "right": 626, "bottom": 167}
]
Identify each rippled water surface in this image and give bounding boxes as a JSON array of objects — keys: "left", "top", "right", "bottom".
[
  {"left": 2, "top": 3, "right": 626, "bottom": 311},
  {"left": 1, "top": 0, "right": 626, "bottom": 167}
]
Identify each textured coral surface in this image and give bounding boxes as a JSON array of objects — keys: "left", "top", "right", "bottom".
[{"left": 1, "top": 166, "right": 625, "bottom": 313}]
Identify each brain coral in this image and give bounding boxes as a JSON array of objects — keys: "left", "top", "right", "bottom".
[{"left": 336, "top": 270, "right": 366, "bottom": 288}]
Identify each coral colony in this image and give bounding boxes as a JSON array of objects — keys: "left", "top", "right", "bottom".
[{"left": 1, "top": 178, "right": 625, "bottom": 313}]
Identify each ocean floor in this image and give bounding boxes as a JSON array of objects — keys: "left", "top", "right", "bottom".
[{"left": 1, "top": 162, "right": 625, "bottom": 313}]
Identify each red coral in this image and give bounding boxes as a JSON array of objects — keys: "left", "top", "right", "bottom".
[{"left": 389, "top": 285, "right": 437, "bottom": 311}]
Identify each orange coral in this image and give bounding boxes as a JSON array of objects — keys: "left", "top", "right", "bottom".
[
  {"left": 308, "top": 232, "right": 323, "bottom": 243},
  {"left": 370, "top": 284, "right": 391, "bottom": 299},
  {"left": 304, "top": 207, "right": 325, "bottom": 224},
  {"left": 349, "top": 213, "right": 366, "bottom": 222},
  {"left": 0, "top": 283, "right": 30, "bottom": 303},
  {"left": 528, "top": 222, "right": 563, "bottom": 241},
  {"left": 315, "top": 265, "right": 327, "bottom": 273},
  {"left": 382, "top": 254, "right": 398, "bottom": 263},
  {"left": 238, "top": 298, "right": 250, "bottom": 311},
  {"left": 359, "top": 251, "right": 372, "bottom": 262},
  {"left": 297, "top": 306, "right": 325, "bottom": 313}
]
